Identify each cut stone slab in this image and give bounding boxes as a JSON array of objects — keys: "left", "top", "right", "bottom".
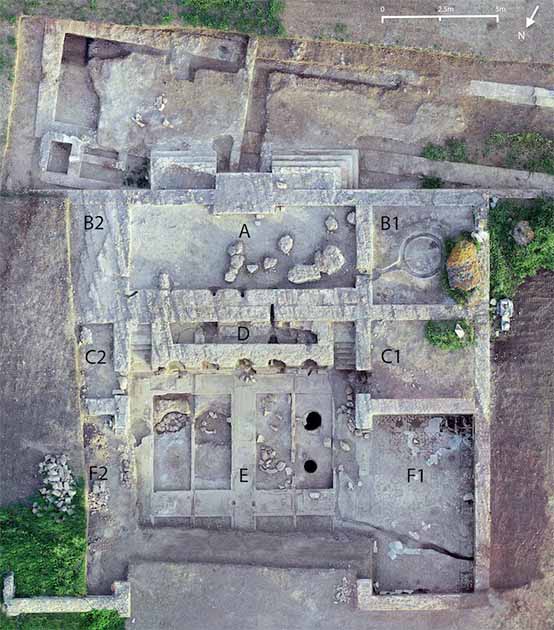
[
  {"left": 150, "top": 146, "right": 217, "bottom": 190},
  {"left": 288, "top": 264, "right": 321, "bottom": 284}
]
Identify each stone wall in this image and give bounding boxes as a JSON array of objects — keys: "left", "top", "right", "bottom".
[{"left": 3, "top": 574, "right": 131, "bottom": 617}]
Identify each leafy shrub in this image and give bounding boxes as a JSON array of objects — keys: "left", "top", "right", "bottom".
[
  {"left": 425, "top": 320, "right": 475, "bottom": 350},
  {"left": 422, "top": 138, "right": 468, "bottom": 163},
  {"left": 489, "top": 197, "right": 554, "bottom": 298},
  {"left": 419, "top": 175, "right": 443, "bottom": 189},
  {"left": 421, "top": 143, "right": 448, "bottom": 161}
]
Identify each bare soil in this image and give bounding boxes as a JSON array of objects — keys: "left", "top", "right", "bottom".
[
  {"left": 491, "top": 271, "right": 554, "bottom": 591},
  {"left": 0, "top": 194, "right": 84, "bottom": 505}
]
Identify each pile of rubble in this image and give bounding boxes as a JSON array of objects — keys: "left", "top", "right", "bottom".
[
  {"left": 33, "top": 454, "right": 77, "bottom": 517},
  {"left": 89, "top": 480, "right": 109, "bottom": 514},
  {"left": 258, "top": 442, "right": 293, "bottom": 488},
  {"left": 334, "top": 576, "right": 355, "bottom": 605},
  {"left": 237, "top": 358, "right": 257, "bottom": 383},
  {"left": 155, "top": 410, "right": 190, "bottom": 434},
  {"left": 336, "top": 385, "right": 364, "bottom": 437},
  {"left": 225, "top": 236, "right": 295, "bottom": 283},
  {"left": 197, "top": 409, "right": 230, "bottom": 435},
  {"left": 119, "top": 446, "right": 132, "bottom": 487}
]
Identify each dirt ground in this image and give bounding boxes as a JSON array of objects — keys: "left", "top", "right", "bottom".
[
  {"left": 491, "top": 271, "right": 554, "bottom": 594},
  {"left": 283, "top": 0, "right": 554, "bottom": 63},
  {"left": 0, "top": 194, "right": 84, "bottom": 505}
]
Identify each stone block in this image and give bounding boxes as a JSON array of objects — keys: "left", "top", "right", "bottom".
[{"left": 214, "top": 173, "right": 274, "bottom": 214}]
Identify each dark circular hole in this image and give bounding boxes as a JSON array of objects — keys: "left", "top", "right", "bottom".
[
  {"left": 304, "top": 459, "right": 318, "bottom": 474},
  {"left": 304, "top": 411, "right": 322, "bottom": 431}
]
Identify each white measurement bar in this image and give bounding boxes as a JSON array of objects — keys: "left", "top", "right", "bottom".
[{"left": 381, "top": 14, "right": 500, "bottom": 24}]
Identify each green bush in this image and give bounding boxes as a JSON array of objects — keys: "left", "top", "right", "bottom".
[
  {"left": 422, "top": 138, "right": 468, "bottom": 163},
  {"left": 486, "top": 131, "right": 554, "bottom": 175},
  {"left": 179, "top": 0, "right": 285, "bottom": 35},
  {"left": 0, "top": 482, "right": 124, "bottom": 629},
  {"left": 425, "top": 320, "right": 475, "bottom": 350},
  {"left": 419, "top": 175, "right": 443, "bottom": 189},
  {"left": 421, "top": 143, "right": 448, "bottom": 161},
  {"left": 489, "top": 197, "right": 554, "bottom": 298}
]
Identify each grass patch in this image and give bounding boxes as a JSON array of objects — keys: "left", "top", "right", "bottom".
[
  {"left": 419, "top": 175, "right": 443, "bottom": 189},
  {"left": 0, "top": 481, "right": 87, "bottom": 597},
  {"left": 486, "top": 131, "right": 554, "bottom": 175},
  {"left": 179, "top": 0, "right": 285, "bottom": 35},
  {"left": 424, "top": 319, "right": 475, "bottom": 350},
  {"left": 0, "top": 611, "right": 123, "bottom": 630},
  {"left": 422, "top": 138, "right": 468, "bottom": 163},
  {"left": 331, "top": 22, "right": 350, "bottom": 41},
  {"left": 0, "top": 483, "right": 124, "bottom": 630},
  {"left": 489, "top": 197, "right": 554, "bottom": 299}
]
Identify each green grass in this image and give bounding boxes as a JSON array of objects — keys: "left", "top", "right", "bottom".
[
  {"left": 0, "top": 481, "right": 87, "bottom": 597},
  {"left": 422, "top": 138, "right": 468, "bottom": 163},
  {"left": 485, "top": 131, "right": 554, "bottom": 175},
  {"left": 179, "top": 0, "right": 285, "bottom": 35},
  {"left": 331, "top": 22, "right": 350, "bottom": 41},
  {"left": 0, "top": 483, "right": 124, "bottom": 630},
  {"left": 419, "top": 175, "right": 443, "bottom": 189},
  {"left": 489, "top": 197, "right": 554, "bottom": 299},
  {"left": 424, "top": 320, "right": 475, "bottom": 350},
  {"left": 0, "top": 611, "right": 123, "bottom": 630}
]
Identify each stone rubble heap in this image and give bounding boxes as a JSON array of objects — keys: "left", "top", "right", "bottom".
[
  {"left": 199, "top": 409, "right": 224, "bottom": 435},
  {"left": 119, "top": 446, "right": 132, "bottom": 487},
  {"left": 34, "top": 454, "right": 77, "bottom": 517},
  {"left": 336, "top": 385, "right": 363, "bottom": 437},
  {"left": 155, "top": 410, "right": 190, "bottom": 434},
  {"left": 237, "top": 358, "right": 257, "bottom": 383},
  {"left": 225, "top": 240, "right": 245, "bottom": 283},
  {"left": 258, "top": 443, "right": 293, "bottom": 487},
  {"left": 89, "top": 480, "right": 109, "bottom": 514},
  {"left": 334, "top": 576, "right": 355, "bottom": 605}
]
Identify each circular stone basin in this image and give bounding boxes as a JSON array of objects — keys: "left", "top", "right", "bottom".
[
  {"left": 304, "top": 460, "right": 318, "bottom": 473},
  {"left": 401, "top": 233, "right": 443, "bottom": 278}
]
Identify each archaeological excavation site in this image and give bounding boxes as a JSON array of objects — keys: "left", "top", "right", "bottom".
[{"left": 4, "top": 12, "right": 554, "bottom": 629}]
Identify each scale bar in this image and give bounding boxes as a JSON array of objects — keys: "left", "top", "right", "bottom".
[{"left": 381, "top": 14, "right": 500, "bottom": 23}]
